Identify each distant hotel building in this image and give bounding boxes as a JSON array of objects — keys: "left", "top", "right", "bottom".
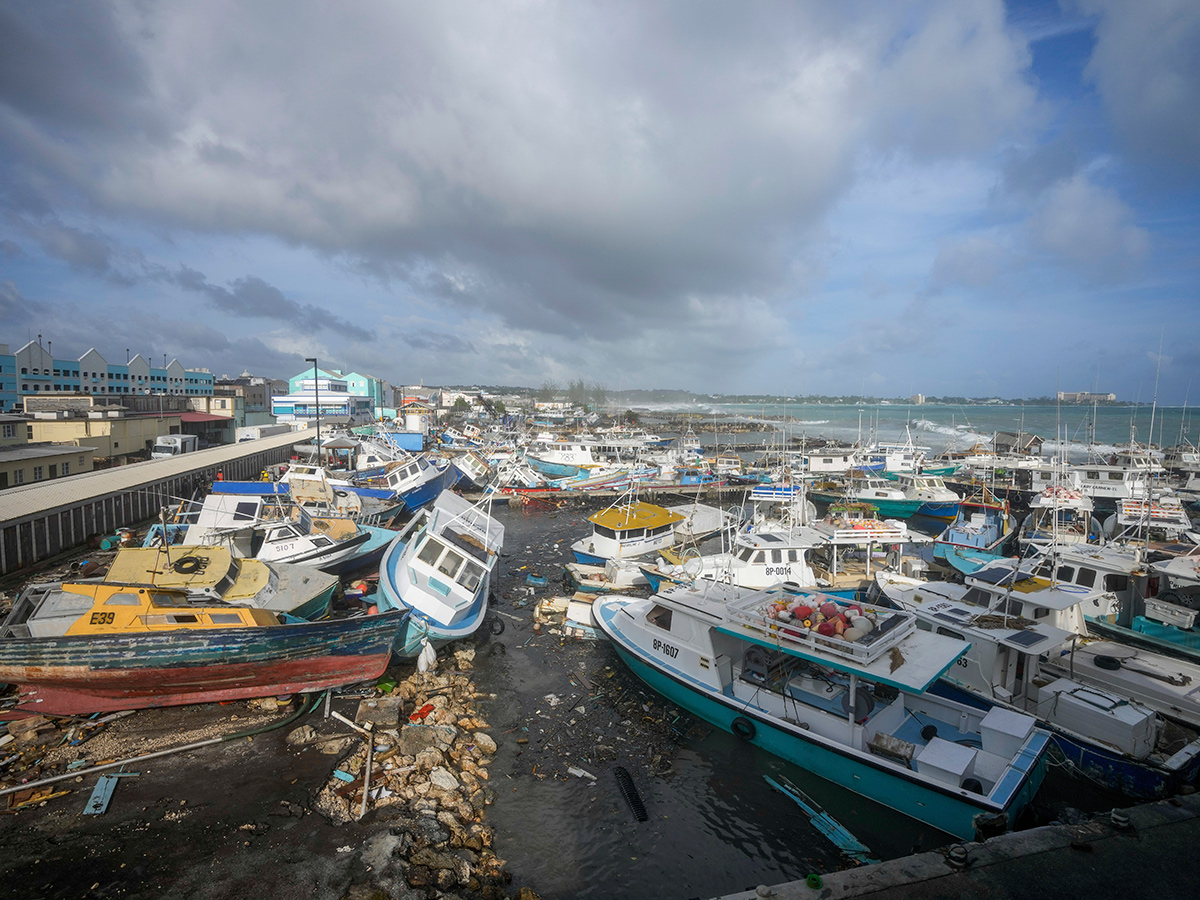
[
  {"left": 1057, "top": 391, "right": 1117, "bottom": 403},
  {"left": 0, "top": 337, "right": 214, "bottom": 413},
  {"left": 910, "top": 394, "right": 925, "bottom": 405}
]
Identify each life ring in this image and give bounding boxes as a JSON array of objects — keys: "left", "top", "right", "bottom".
[
  {"left": 172, "top": 555, "right": 204, "bottom": 575},
  {"left": 731, "top": 716, "right": 756, "bottom": 740}
]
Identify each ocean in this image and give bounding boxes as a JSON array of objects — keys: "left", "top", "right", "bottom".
[{"left": 636, "top": 401, "right": 1195, "bottom": 462}]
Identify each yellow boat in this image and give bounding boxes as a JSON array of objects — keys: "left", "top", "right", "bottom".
[
  {"left": 102, "top": 545, "right": 338, "bottom": 620},
  {"left": 45, "top": 582, "right": 280, "bottom": 636}
]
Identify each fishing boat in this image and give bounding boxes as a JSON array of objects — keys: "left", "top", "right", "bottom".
[
  {"left": 892, "top": 473, "right": 961, "bottom": 520},
  {"left": 809, "top": 477, "right": 924, "bottom": 519},
  {"left": 569, "top": 497, "right": 734, "bottom": 565},
  {"left": 103, "top": 545, "right": 339, "bottom": 621},
  {"left": 0, "top": 581, "right": 405, "bottom": 715},
  {"left": 375, "top": 490, "right": 504, "bottom": 657},
  {"left": 1016, "top": 484, "right": 1099, "bottom": 551},
  {"left": 170, "top": 494, "right": 394, "bottom": 575},
  {"left": 870, "top": 572, "right": 1200, "bottom": 799},
  {"left": 933, "top": 488, "right": 1015, "bottom": 574},
  {"left": 354, "top": 454, "right": 461, "bottom": 513},
  {"left": 594, "top": 582, "right": 1050, "bottom": 840}
]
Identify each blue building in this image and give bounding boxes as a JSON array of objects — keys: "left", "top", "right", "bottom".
[{"left": 0, "top": 338, "right": 214, "bottom": 412}]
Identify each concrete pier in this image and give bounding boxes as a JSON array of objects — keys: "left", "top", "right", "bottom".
[
  {"left": 711, "top": 792, "right": 1200, "bottom": 899},
  {"left": 0, "top": 431, "right": 302, "bottom": 577}
]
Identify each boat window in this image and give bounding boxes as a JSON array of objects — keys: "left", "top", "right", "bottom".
[
  {"left": 1032, "top": 607, "right": 1050, "bottom": 619},
  {"left": 595, "top": 525, "right": 618, "bottom": 540},
  {"left": 458, "top": 560, "right": 485, "bottom": 592},
  {"left": 738, "top": 547, "right": 755, "bottom": 563},
  {"left": 148, "top": 591, "right": 192, "bottom": 608},
  {"left": 623, "top": 528, "right": 645, "bottom": 539},
  {"left": 209, "top": 613, "right": 244, "bottom": 625},
  {"left": 1104, "top": 573, "right": 1129, "bottom": 592},
  {"left": 961, "top": 587, "right": 991, "bottom": 606},
  {"left": 417, "top": 537, "right": 443, "bottom": 566},
  {"left": 1056, "top": 566, "right": 1075, "bottom": 582},
  {"left": 438, "top": 549, "right": 466, "bottom": 579},
  {"left": 1075, "top": 568, "right": 1097, "bottom": 588},
  {"left": 1108, "top": 472, "right": 1124, "bottom": 481},
  {"left": 1085, "top": 471, "right": 1099, "bottom": 480},
  {"left": 753, "top": 551, "right": 766, "bottom": 564},
  {"left": 771, "top": 550, "right": 782, "bottom": 564},
  {"left": 104, "top": 593, "right": 141, "bottom": 606},
  {"left": 233, "top": 502, "right": 258, "bottom": 521},
  {"left": 787, "top": 550, "right": 799, "bottom": 563},
  {"left": 936, "top": 626, "right": 965, "bottom": 640},
  {"left": 312, "top": 537, "right": 333, "bottom": 548},
  {"left": 916, "top": 619, "right": 932, "bottom": 631},
  {"left": 646, "top": 604, "right": 673, "bottom": 631}
]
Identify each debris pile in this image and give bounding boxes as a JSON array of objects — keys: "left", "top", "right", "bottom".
[{"left": 304, "top": 648, "right": 526, "bottom": 898}]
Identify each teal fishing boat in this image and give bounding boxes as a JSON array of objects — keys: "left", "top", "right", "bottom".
[{"left": 595, "top": 582, "right": 1049, "bottom": 840}]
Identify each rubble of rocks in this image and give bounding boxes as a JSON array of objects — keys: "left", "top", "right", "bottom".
[{"left": 297, "top": 648, "right": 533, "bottom": 900}]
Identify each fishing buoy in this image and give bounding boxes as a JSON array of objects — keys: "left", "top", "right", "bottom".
[
  {"left": 816, "top": 622, "right": 837, "bottom": 637},
  {"left": 843, "top": 627, "right": 865, "bottom": 642}
]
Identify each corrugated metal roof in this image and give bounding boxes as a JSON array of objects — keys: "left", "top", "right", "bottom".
[{"left": 0, "top": 429, "right": 306, "bottom": 525}]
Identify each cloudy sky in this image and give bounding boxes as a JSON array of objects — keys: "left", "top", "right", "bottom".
[{"left": 1, "top": 1, "right": 1197, "bottom": 401}]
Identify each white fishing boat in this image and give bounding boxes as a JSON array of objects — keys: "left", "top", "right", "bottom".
[
  {"left": 375, "top": 491, "right": 504, "bottom": 658},
  {"left": 594, "top": 582, "right": 1049, "bottom": 840},
  {"left": 871, "top": 572, "right": 1200, "bottom": 799}
]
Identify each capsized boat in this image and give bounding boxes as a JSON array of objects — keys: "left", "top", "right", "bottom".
[
  {"left": 595, "top": 582, "right": 1050, "bottom": 840},
  {"left": 173, "top": 494, "right": 394, "bottom": 575},
  {"left": 104, "top": 545, "right": 339, "bottom": 621},
  {"left": 376, "top": 490, "right": 504, "bottom": 657},
  {"left": 0, "top": 581, "right": 405, "bottom": 715}
]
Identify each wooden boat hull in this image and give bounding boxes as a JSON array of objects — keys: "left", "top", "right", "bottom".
[{"left": 0, "top": 612, "right": 405, "bottom": 715}]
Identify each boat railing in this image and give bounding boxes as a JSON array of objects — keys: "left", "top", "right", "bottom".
[
  {"left": 722, "top": 590, "right": 915, "bottom": 665},
  {"left": 817, "top": 523, "right": 909, "bottom": 544}
]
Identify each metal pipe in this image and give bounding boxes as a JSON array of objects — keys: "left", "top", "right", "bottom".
[{"left": 358, "top": 737, "right": 374, "bottom": 820}]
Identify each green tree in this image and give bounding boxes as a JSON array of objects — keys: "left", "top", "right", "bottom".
[
  {"left": 590, "top": 381, "right": 608, "bottom": 410},
  {"left": 567, "top": 377, "right": 590, "bottom": 408},
  {"left": 537, "top": 380, "right": 560, "bottom": 403}
]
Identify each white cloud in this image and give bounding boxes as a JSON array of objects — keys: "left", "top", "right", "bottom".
[
  {"left": 1076, "top": 0, "right": 1200, "bottom": 177},
  {"left": 1029, "top": 174, "right": 1150, "bottom": 282}
]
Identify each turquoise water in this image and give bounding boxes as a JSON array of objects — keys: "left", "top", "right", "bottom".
[{"left": 647, "top": 402, "right": 1194, "bottom": 459}]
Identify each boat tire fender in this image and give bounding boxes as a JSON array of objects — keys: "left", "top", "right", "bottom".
[
  {"left": 1094, "top": 655, "right": 1122, "bottom": 671},
  {"left": 488, "top": 617, "right": 506, "bottom": 636},
  {"left": 732, "top": 716, "right": 756, "bottom": 741},
  {"left": 172, "top": 555, "right": 204, "bottom": 575}
]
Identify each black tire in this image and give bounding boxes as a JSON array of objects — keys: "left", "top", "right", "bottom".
[
  {"left": 1094, "top": 655, "right": 1122, "bottom": 671},
  {"left": 732, "top": 716, "right": 756, "bottom": 741},
  {"left": 172, "top": 555, "right": 203, "bottom": 575},
  {"left": 488, "top": 617, "right": 506, "bottom": 636}
]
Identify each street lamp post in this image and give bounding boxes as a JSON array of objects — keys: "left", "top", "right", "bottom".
[{"left": 305, "top": 357, "right": 320, "bottom": 463}]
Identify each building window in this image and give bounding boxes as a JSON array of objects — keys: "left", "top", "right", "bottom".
[
  {"left": 2, "top": 424, "right": 13, "bottom": 439},
  {"left": 33, "top": 466, "right": 44, "bottom": 481},
  {"left": 62, "top": 461, "right": 70, "bottom": 475},
  {"left": 13, "top": 469, "right": 23, "bottom": 484}
]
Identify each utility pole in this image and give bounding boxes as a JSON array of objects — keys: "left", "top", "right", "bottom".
[{"left": 306, "top": 357, "right": 321, "bottom": 462}]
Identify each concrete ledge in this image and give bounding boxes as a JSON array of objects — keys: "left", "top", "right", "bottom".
[{"left": 711, "top": 792, "right": 1200, "bottom": 900}]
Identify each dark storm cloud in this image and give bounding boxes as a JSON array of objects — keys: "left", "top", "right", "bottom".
[
  {"left": 0, "top": 279, "right": 41, "bottom": 327},
  {"left": 400, "top": 329, "right": 476, "bottom": 354},
  {"left": 0, "top": 3, "right": 158, "bottom": 136},
  {"left": 0, "top": 2, "right": 1040, "bottom": 349},
  {"left": 167, "top": 267, "right": 374, "bottom": 342}
]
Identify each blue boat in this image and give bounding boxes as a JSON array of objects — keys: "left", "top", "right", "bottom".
[
  {"left": 375, "top": 491, "right": 504, "bottom": 658},
  {"left": 933, "top": 488, "right": 1014, "bottom": 566},
  {"left": 595, "top": 582, "right": 1050, "bottom": 840}
]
